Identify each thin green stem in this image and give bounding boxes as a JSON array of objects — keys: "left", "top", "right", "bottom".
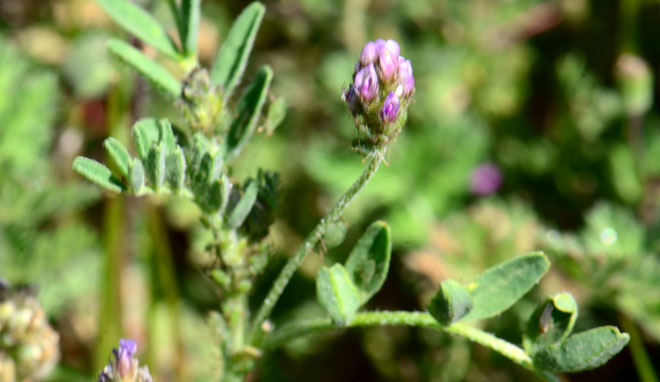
[
  {"left": 248, "top": 146, "right": 387, "bottom": 343},
  {"left": 620, "top": 314, "right": 658, "bottom": 382},
  {"left": 263, "top": 311, "right": 534, "bottom": 370}
]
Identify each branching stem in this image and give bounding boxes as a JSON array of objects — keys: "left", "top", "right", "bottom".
[{"left": 248, "top": 146, "right": 387, "bottom": 343}]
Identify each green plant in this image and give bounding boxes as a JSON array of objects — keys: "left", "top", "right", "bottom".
[{"left": 70, "top": 1, "right": 629, "bottom": 381}]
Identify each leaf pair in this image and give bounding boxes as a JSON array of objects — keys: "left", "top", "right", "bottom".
[
  {"left": 524, "top": 293, "right": 629, "bottom": 373},
  {"left": 73, "top": 119, "right": 186, "bottom": 195},
  {"left": 316, "top": 221, "right": 392, "bottom": 324},
  {"left": 427, "top": 252, "right": 550, "bottom": 325}
]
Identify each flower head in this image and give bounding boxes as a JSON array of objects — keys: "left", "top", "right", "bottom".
[
  {"left": 470, "top": 163, "right": 502, "bottom": 196},
  {"left": 98, "top": 339, "right": 153, "bottom": 382},
  {"left": 354, "top": 63, "right": 379, "bottom": 101},
  {"left": 381, "top": 92, "right": 401, "bottom": 123}
]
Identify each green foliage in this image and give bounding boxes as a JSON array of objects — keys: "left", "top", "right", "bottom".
[
  {"left": 464, "top": 252, "right": 550, "bottom": 321},
  {"left": 428, "top": 279, "right": 473, "bottom": 326},
  {"left": 223, "top": 65, "right": 273, "bottom": 160},
  {"left": 533, "top": 327, "right": 630, "bottom": 372},
  {"left": 180, "top": 0, "right": 201, "bottom": 57},
  {"left": 97, "top": 0, "right": 180, "bottom": 60},
  {"left": 73, "top": 157, "right": 125, "bottom": 192},
  {"left": 107, "top": 39, "right": 181, "bottom": 97},
  {"left": 523, "top": 293, "right": 578, "bottom": 355},
  {"left": 316, "top": 264, "right": 360, "bottom": 325},
  {"left": 344, "top": 221, "right": 392, "bottom": 306},
  {"left": 211, "top": 2, "right": 266, "bottom": 100}
]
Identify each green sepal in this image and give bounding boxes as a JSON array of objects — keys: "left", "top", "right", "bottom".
[
  {"left": 265, "top": 96, "right": 286, "bottom": 136},
  {"left": 166, "top": 146, "right": 186, "bottom": 192},
  {"left": 146, "top": 142, "right": 166, "bottom": 190},
  {"left": 427, "top": 279, "right": 473, "bottom": 326},
  {"left": 324, "top": 220, "right": 347, "bottom": 249},
  {"left": 210, "top": 2, "right": 265, "bottom": 99},
  {"left": 198, "top": 179, "right": 224, "bottom": 213},
  {"left": 533, "top": 326, "right": 629, "bottom": 372},
  {"left": 107, "top": 39, "right": 181, "bottom": 98},
  {"left": 128, "top": 158, "right": 145, "bottom": 194},
  {"left": 344, "top": 221, "right": 392, "bottom": 306},
  {"left": 523, "top": 293, "right": 578, "bottom": 355},
  {"left": 133, "top": 118, "right": 161, "bottom": 161},
  {"left": 188, "top": 132, "right": 209, "bottom": 178},
  {"left": 191, "top": 152, "right": 222, "bottom": 195},
  {"left": 464, "top": 252, "right": 550, "bottom": 321},
  {"left": 103, "top": 137, "right": 130, "bottom": 178},
  {"left": 227, "top": 179, "right": 259, "bottom": 228},
  {"left": 223, "top": 65, "right": 272, "bottom": 161},
  {"left": 97, "top": 0, "right": 180, "bottom": 60},
  {"left": 316, "top": 264, "right": 360, "bottom": 325},
  {"left": 73, "top": 157, "right": 125, "bottom": 192}
]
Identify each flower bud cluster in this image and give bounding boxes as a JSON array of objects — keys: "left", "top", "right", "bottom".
[
  {"left": 0, "top": 282, "right": 59, "bottom": 382},
  {"left": 179, "top": 67, "right": 225, "bottom": 134},
  {"left": 343, "top": 39, "right": 415, "bottom": 149},
  {"left": 98, "top": 339, "right": 153, "bottom": 382}
]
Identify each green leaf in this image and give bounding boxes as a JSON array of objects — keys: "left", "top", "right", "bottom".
[
  {"left": 227, "top": 180, "right": 259, "bottom": 228},
  {"left": 533, "top": 326, "right": 629, "bottom": 372},
  {"left": 223, "top": 65, "right": 272, "bottom": 161},
  {"left": 97, "top": 0, "right": 180, "bottom": 59},
  {"left": 107, "top": 39, "right": 181, "bottom": 98},
  {"left": 198, "top": 179, "right": 224, "bottom": 213},
  {"left": 146, "top": 143, "right": 166, "bottom": 190},
  {"left": 166, "top": 146, "right": 186, "bottom": 192},
  {"left": 344, "top": 221, "right": 392, "bottom": 306},
  {"left": 428, "top": 279, "right": 473, "bottom": 326},
  {"left": 210, "top": 1, "right": 265, "bottom": 99},
  {"left": 103, "top": 137, "right": 130, "bottom": 178},
  {"left": 523, "top": 293, "right": 578, "bottom": 355},
  {"left": 316, "top": 264, "right": 360, "bottom": 325},
  {"left": 181, "top": 0, "right": 201, "bottom": 57},
  {"left": 133, "top": 118, "right": 161, "bottom": 161},
  {"left": 464, "top": 252, "right": 550, "bottom": 321},
  {"left": 128, "top": 158, "right": 145, "bottom": 194},
  {"left": 73, "top": 157, "right": 124, "bottom": 192},
  {"left": 159, "top": 119, "right": 177, "bottom": 154},
  {"left": 265, "top": 96, "right": 286, "bottom": 136}
]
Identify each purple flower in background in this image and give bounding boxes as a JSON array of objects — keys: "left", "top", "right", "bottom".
[
  {"left": 381, "top": 92, "right": 401, "bottom": 123},
  {"left": 360, "top": 41, "right": 378, "bottom": 66},
  {"left": 98, "top": 339, "right": 153, "bottom": 382},
  {"left": 470, "top": 162, "right": 502, "bottom": 196},
  {"left": 398, "top": 58, "right": 415, "bottom": 97},
  {"left": 354, "top": 63, "right": 379, "bottom": 101}
]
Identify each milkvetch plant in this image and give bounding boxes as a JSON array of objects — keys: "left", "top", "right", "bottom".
[{"left": 65, "top": 1, "right": 630, "bottom": 381}]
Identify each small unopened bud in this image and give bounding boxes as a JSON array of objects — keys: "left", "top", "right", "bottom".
[
  {"left": 354, "top": 63, "right": 379, "bottom": 101},
  {"left": 98, "top": 339, "right": 153, "bottom": 382},
  {"left": 377, "top": 40, "right": 400, "bottom": 82},
  {"left": 381, "top": 92, "right": 401, "bottom": 123},
  {"left": 398, "top": 58, "right": 415, "bottom": 97},
  {"left": 360, "top": 41, "right": 378, "bottom": 66}
]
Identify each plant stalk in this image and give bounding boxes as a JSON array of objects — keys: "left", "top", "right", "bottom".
[{"left": 248, "top": 146, "right": 387, "bottom": 343}]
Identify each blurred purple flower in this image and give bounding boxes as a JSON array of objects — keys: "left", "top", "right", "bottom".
[
  {"left": 470, "top": 163, "right": 502, "bottom": 195},
  {"left": 99, "top": 339, "right": 153, "bottom": 382},
  {"left": 354, "top": 63, "right": 379, "bottom": 101},
  {"left": 381, "top": 92, "right": 401, "bottom": 123}
]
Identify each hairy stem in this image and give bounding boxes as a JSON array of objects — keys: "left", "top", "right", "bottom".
[
  {"left": 248, "top": 146, "right": 387, "bottom": 343},
  {"left": 263, "top": 311, "right": 534, "bottom": 370}
]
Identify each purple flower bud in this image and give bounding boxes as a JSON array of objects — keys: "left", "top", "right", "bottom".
[
  {"left": 381, "top": 92, "right": 401, "bottom": 123},
  {"left": 360, "top": 41, "right": 378, "bottom": 66},
  {"left": 470, "top": 163, "right": 502, "bottom": 196},
  {"left": 377, "top": 40, "right": 400, "bottom": 82},
  {"left": 99, "top": 339, "right": 153, "bottom": 382},
  {"left": 343, "top": 85, "right": 359, "bottom": 115},
  {"left": 354, "top": 63, "right": 379, "bottom": 101},
  {"left": 398, "top": 57, "right": 415, "bottom": 96}
]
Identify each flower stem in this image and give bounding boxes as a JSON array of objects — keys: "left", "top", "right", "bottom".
[
  {"left": 248, "top": 146, "right": 387, "bottom": 343},
  {"left": 263, "top": 311, "right": 534, "bottom": 370}
]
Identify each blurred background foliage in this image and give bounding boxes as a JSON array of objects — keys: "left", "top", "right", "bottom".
[{"left": 1, "top": 0, "right": 660, "bottom": 381}]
